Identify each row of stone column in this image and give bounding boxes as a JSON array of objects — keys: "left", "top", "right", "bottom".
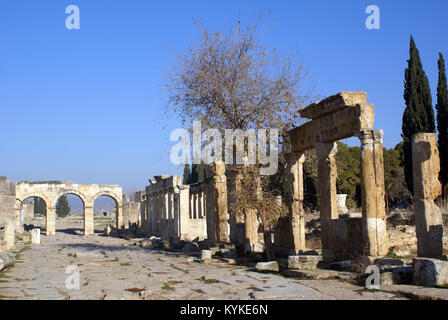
[
  {"left": 36, "top": 204, "right": 123, "bottom": 236},
  {"left": 190, "top": 190, "right": 205, "bottom": 219},
  {"left": 145, "top": 189, "right": 176, "bottom": 235}
]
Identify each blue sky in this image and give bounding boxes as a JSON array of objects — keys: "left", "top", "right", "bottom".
[{"left": 0, "top": 0, "right": 447, "bottom": 194}]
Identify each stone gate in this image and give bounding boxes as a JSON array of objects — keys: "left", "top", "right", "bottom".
[
  {"left": 15, "top": 181, "right": 123, "bottom": 236},
  {"left": 286, "top": 91, "right": 388, "bottom": 259}
]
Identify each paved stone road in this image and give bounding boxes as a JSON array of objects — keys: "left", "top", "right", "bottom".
[{"left": 0, "top": 222, "right": 429, "bottom": 300}]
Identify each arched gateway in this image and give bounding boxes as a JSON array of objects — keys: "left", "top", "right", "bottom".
[{"left": 15, "top": 181, "right": 123, "bottom": 235}]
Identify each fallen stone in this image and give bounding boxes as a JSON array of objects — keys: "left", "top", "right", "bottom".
[
  {"left": 288, "top": 255, "right": 322, "bottom": 271},
  {"left": 374, "top": 258, "right": 404, "bottom": 266},
  {"left": 221, "top": 258, "right": 236, "bottom": 265},
  {"left": 201, "top": 250, "right": 212, "bottom": 262},
  {"left": 209, "top": 247, "right": 220, "bottom": 256},
  {"left": 0, "top": 251, "right": 15, "bottom": 271},
  {"left": 255, "top": 261, "right": 279, "bottom": 272},
  {"left": 380, "top": 272, "right": 401, "bottom": 286},
  {"left": 183, "top": 242, "right": 200, "bottom": 253},
  {"left": 390, "top": 245, "right": 411, "bottom": 257},
  {"left": 328, "top": 260, "right": 352, "bottom": 271},
  {"left": 413, "top": 258, "right": 448, "bottom": 287}
]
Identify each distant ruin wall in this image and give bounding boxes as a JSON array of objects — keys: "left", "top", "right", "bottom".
[{"left": 0, "top": 177, "right": 16, "bottom": 221}]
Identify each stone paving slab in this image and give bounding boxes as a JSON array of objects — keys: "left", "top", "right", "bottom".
[{"left": 0, "top": 222, "right": 444, "bottom": 300}]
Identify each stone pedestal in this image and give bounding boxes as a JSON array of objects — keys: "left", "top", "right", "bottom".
[
  {"left": 316, "top": 142, "right": 339, "bottom": 250},
  {"left": 31, "top": 228, "right": 41, "bottom": 244},
  {"left": 357, "top": 130, "right": 388, "bottom": 256},
  {"left": 286, "top": 152, "right": 306, "bottom": 254},
  {"left": 412, "top": 133, "right": 443, "bottom": 258},
  {"left": 336, "top": 194, "right": 348, "bottom": 214},
  {"left": 46, "top": 207, "right": 56, "bottom": 236}
]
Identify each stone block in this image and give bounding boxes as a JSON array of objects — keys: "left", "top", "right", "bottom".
[
  {"left": 380, "top": 272, "right": 401, "bottom": 286},
  {"left": 412, "top": 258, "right": 448, "bottom": 287},
  {"left": 288, "top": 255, "right": 322, "bottom": 271},
  {"left": 0, "top": 252, "right": 15, "bottom": 271},
  {"left": 255, "top": 261, "right": 279, "bottom": 272},
  {"left": 374, "top": 258, "right": 404, "bottom": 266},
  {"left": 201, "top": 250, "right": 212, "bottom": 261},
  {"left": 300, "top": 91, "right": 367, "bottom": 120},
  {"left": 31, "top": 228, "right": 41, "bottom": 245}
]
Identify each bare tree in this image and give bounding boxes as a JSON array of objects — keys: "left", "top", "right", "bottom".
[{"left": 165, "top": 14, "right": 312, "bottom": 132}]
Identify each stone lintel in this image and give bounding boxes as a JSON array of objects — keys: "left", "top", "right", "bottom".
[
  {"left": 288, "top": 103, "right": 374, "bottom": 153},
  {"left": 300, "top": 91, "right": 367, "bottom": 120}
]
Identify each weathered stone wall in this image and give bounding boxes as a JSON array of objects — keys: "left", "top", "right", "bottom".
[
  {"left": 22, "top": 199, "right": 34, "bottom": 220},
  {"left": 143, "top": 176, "right": 207, "bottom": 241},
  {"left": 0, "top": 177, "right": 16, "bottom": 251},
  {"left": 0, "top": 177, "right": 16, "bottom": 221},
  {"left": 122, "top": 198, "right": 141, "bottom": 230}
]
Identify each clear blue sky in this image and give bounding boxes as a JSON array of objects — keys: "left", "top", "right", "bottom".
[{"left": 1, "top": 0, "right": 447, "bottom": 194}]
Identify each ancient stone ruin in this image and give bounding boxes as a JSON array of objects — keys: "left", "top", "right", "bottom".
[
  {"left": 1, "top": 91, "right": 447, "bottom": 289},
  {"left": 14, "top": 181, "right": 123, "bottom": 235},
  {"left": 286, "top": 91, "right": 388, "bottom": 260}
]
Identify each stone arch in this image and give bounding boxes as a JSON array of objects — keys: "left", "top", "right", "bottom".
[
  {"left": 91, "top": 191, "right": 123, "bottom": 230},
  {"left": 55, "top": 189, "right": 88, "bottom": 209},
  {"left": 16, "top": 193, "right": 51, "bottom": 209},
  {"left": 90, "top": 191, "right": 122, "bottom": 208}
]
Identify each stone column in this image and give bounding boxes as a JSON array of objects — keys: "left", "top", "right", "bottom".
[
  {"left": 316, "top": 142, "right": 339, "bottom": 250},
  {"left": 177, "top": 185, "right": 190, "bottom": 240},
  {"left": 412, "top": 133, "right": 443, "bottom": 258},
  {"left": 286, "top": 152, "right": 306, "bottom": 254},
  {"left": 116, "top": 206, "right": 123, "bottom": 229},
  {"left": 227, "top": 168, "right": 245, "bottom": 245},
  {"left": 84, "top": 205, "right": 94, "bottom": 236},
  {"left": 245, "top": 207, "right": 259, "bottom": 250},
  {"left": 243, "top": 169, "right": 261, "bottom": 251},
  {"left": 46, "top": 206, "right": 56, "bottom": 236},
  {"left": 208, "top": 161, "right": 229, "bottom": 242},
  {"left": 357, "top": 130, "right": 388, "bottom": 256}
]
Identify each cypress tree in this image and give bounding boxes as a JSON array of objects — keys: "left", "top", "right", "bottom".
[
  {"left": 34, "top": 197, "right": 46, "bottom": 216},
  {"left": 402, "top": 36, "right": 436, "bottom": 193},
  {"left": 198, "top": 163, "right": 206, "bottom": 183},
  {"left": 183, "top": 164, "right": 191, "bottom": 184},
  {"left": 56, "top": 195, "right": 71, "bottom": 218},
  {"left": 190, "top": 164, "right": 199, "bottom": 184},
  {"left": 33, "top": 197, "right": 39, "bottom": 215},
  {"left": 436, "top": 52, "right": 448, "bottom": 195}
]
